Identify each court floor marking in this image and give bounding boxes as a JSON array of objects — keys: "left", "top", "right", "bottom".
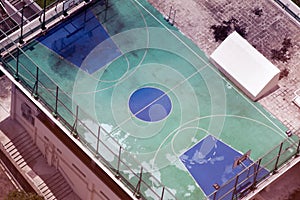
[
  {"left": 179, "top": 134, "right": 254, "bottom": 197},
  {"left": 73, "top": 48, "right": 148, "bottom": 93},
  {"left": 152, "top": 114, "right": 285, "bottom": 172},
  {"left": 108, "top": 63, "right": 209, "bottom": 134},
  {"left": 91, "top": 0, "right": 151, "bottom": 81},
  {"left": 164, "top": 114, "right": 285, "bottom": 159},
  {"left": 132, "top": 0, "right": 287, "bottom": 138},
  {"left": 72, "top": 2, "right": 151, "bottom": 84}
]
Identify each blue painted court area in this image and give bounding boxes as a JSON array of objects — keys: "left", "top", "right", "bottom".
[
  {"left": 129, "top": 87, "right": 172, "bottom": 122},
  {"left": 37, "top": 9, "right": 121, "bottom": 74},
  {"left": 180, "top": 135, "right": 269, "bottom": 199}
]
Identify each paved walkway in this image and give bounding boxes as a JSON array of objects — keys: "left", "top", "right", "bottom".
[{"left": 148, "top": 0, "right": 300, "bottom": 134}]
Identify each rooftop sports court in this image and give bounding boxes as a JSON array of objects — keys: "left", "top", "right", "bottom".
[{"left": 1, "top": 0, "right": 300, "bottom": 199}]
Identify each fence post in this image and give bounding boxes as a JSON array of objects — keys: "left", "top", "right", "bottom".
[
  {"left": 19, "top": 6, "right": 25, "bottom": 44},
  {"left": 104, "top": 0, "right": 109, "bottom": 21},
  {"left": 160, "top": 186, "right": 165, "bottom": 200},
  {"left": 32, "top": 67, "right": 39, "bottom": 99},
  {"left": 273, "top": 142, "right": 283, "bottom": 174},
  {"left": 71, "top": 105, "right": 79, "bottom": 138},
  {"left": 232, "top": 174, "right": 239, "bottom": 200},
  {"left": 105, "top": 0, "right": 109, "bottom": 9},
  {"left": 62, "top": 2, "right": 68, "bottom": 16},
  {"left": 52, "top": 86, "right": 59, "bottom": 118},
  {"left": 41, "top": 0, "right": 47, "bottom": 30},
  {"left": 116, "top": 146, "right": 122, "bottom": 178},
  {"left": 213, "top": 190, "right": 217, "bottom": 200},
  {"left": 295, "top": 139, "right": 300, "bottom": 157},
  {"left": 135, "top": 167, "right": 143, "bottom": 198},
  {"left": 14, "top": 48, "right": 20, "bottom": 81},
  {"left": 96, "top": 125, "right": 101, "bottom": 156},
  {"left": 251, "top": 158, "right": 262, "bottom": 190}
]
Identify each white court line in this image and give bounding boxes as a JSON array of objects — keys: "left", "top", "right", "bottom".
[
  {"left": 133, "top": 0, "right": 287, "bottom": 137},
  {"left": 153, "top": 114, "right": 285, "bottom": 167},
  {"left": 109, "top": 63, "right": 209, "bottom": 134}
]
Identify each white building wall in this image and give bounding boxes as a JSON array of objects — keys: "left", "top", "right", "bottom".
[{"left": 11, "top": 87, "right": 131, "bottom": 200}]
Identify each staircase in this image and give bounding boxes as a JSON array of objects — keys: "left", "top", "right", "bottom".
[
  {"left": 0, "top": 118, "right": 80, "bottom": 200},
  {"left": 38, "top": 171, "right": 73, "bottom": 200}
]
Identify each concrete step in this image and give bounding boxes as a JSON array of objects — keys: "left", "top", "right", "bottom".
[
  {"left": 38, "top": 172, "right": 73, "bottom": 200},
  {"left": 18, "top": 149, "right": 42, "bottom": 168},
  {"left": 10, "top": 140, "right": 34, "bottom": 159},
  {"left": 38, "top": 172, "right": 61, "bottom": 190},
  {"left": 10, "top": 139, "right": 33, "bottom": 158},
  {"left": 46, "top": 184, "right": 73, "bottom": 200},
  {"left": 3, "top": 131, "right": 27, "bottom": 146},
  {"left": 4, "top": 133, "right": 28, "bottom": 150},
  {"left": 54, "top": 186, "right": 73, "bottom": 200}
]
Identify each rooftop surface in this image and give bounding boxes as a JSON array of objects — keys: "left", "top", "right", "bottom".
[
  {"left": 0, "top": 0, "right": 300, "bottom": 200},
  {"left": 149, "top": 0, "right": 300, "bottom": 133}
]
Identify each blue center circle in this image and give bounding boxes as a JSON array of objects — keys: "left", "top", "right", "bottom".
[{"left": 129, "top": 87, "right": 172, "bottom": 122}]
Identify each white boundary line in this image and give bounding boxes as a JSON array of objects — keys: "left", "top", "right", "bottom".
[{"left": 133, "top": 0, "right": 287, "bottom": 137}]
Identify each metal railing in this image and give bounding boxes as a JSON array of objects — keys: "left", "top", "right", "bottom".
[
  {"left": 274, "top": 0, "right": 300, "bottom": 23},
  {"left": 1, "top": 1, "right": 300, "bottom": 200},
  {"left": 207, "top": 135, "right": 300, "bottom": 200}
]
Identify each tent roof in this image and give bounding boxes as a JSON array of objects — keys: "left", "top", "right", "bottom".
[{"left": 210, "top": 31, "right": 280, "bottom": 98}]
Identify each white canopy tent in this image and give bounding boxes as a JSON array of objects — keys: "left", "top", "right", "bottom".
[{"left": 210, "top": 31, "right": 280, "bottom": 101}]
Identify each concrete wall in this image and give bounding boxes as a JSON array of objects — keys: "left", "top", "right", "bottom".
[{"left": 11, "top": 87, "right": 131, "bottom": 200}]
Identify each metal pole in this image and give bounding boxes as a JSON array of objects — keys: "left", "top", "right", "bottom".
[
  {"left": 165, "top": 6, "right": 172, "bottom": 22},
  {"left": 53, "top": 86, "right": 59, "bottom": 118},
  {"left": 105, "top": 0, "right": 108, "bottom": 10},
  {"left": 273, "top": 142, "right": 283, "bottom": 173},
  {"left": 41, "top": 0, "right": 47, "bottom": 30},
  {"left": 171, "top": 9, "right": 176, "bottom": 26},
  {"left": 116, "top": 146, "right": 122, "bottom": 177},
  {"left": 295, "top": 139, "right": 300, "bottom": 157},
  {"left": 104, "top": 0, "right": 108, "bottom": 21},
  {"left": 232, "top": 175, "right": 239, "bottom": 200},
  {"left": 96, "top": 125, "right": 101, "bottom": 154},
  {"left": 63, "top": 2, "right": 68, "bottom": 16},
  {"left": 135, "top": 167, "right": 143, "bottom": 198},
  {"left": 14, "top": 47, "right": 20, "bottom": 80},
  {"left": 251, "top": 158, "right": 262, "bottom": 190},
  {"left": 71, "top": 105, "right": 79, "bottom": 138},
  {"left": 213, "top": 191, "right": 217, "bottom": 200},
  {"left": 33, "top": 67, "right": 39, "bottom": 99},
  {"left": 19, "top": 6, "right": 25, "bottom": 44},
  {"left": 160, "top": 186, "right": 165, "bottom": 200}
]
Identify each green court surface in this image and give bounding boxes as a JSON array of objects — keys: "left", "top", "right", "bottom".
[{"left": 2, "top": 0, "right": 299, "bottom": 199}]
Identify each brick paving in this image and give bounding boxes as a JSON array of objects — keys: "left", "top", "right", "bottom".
[{"left": 148, "top": 0, "right": 300, "bottom": 134}]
